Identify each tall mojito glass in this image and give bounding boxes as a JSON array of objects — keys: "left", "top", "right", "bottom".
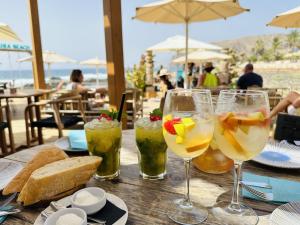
[
  {"left": 135, "top": 117, "right": 167, "bottom": 179},
  {"left": 84, "top": 117, "right": 122, "bottom": 180}
]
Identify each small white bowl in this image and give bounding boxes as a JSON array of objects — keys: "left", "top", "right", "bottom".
[
  {"left": 44, "top": 208, "right": 87, "bottom": 225},
  {"left": 71, "top": 187, "right": 107, "bottom": 215}
]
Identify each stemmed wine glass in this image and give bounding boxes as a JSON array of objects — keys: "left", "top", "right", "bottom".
[
  {"left": 163, "top": 89, "right": 214, "bottom": 225},
  {"left": 212, "top": 90, "right": 270, "bottom": 225}
]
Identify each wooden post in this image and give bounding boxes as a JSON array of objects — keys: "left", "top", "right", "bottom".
[
  {"left": 28, "top": 0, "right": 46, "bottom": 89},
  {"left": 103, "top": 0, "right": 126, "bottom": 109}
]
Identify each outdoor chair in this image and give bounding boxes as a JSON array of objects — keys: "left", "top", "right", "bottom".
[
  {"left": 0, "top": 82, "right": 7, "bottom": 90},
  {"left": 0, "top": 104, "right": 15, "bottom": 156},
  {"left": 248, "top": 87, "right": 283, "bottom": 110},
  {"left": 125, "top": 88, "right": 143, "bottom": 128},
  {"left": 25, "top": 91, "right": 86, "bottom": 147}
]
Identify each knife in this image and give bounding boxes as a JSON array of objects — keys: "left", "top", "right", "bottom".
[
  {"left": 0, "top": 193, "right": 17, "bottom": 210},
  {"left": 240, "top": 181, "right": 272, "bottom": 189}
]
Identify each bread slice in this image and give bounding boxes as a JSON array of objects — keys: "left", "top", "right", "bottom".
[
  {"left": 3, "top": 146, "right": 68, "bottom": 195},
  {"left": 17, "top": 156, "right": 102, "bottom": 206}
]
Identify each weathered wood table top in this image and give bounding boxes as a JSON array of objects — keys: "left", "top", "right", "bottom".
[
  {"left": 3, "top": 130, "right": 300, "bottom": 225},
  {"left": 0, "top": 89, "right": 53, "bottom": 99}
]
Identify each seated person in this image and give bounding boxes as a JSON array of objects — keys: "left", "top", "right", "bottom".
[
  {"left": 66, "top": 69, "right": 89, "bottom": 93},
  {"left": 237, "top": 64, "right": 263, "bottom": 89},
  {"left": 270, "top": 91, "right": 300, "bottom": 118},
  {"left": 159, "top": 72, "right": 174, "bottom": 95},
  {"left": 199, "top": 62, "right": 219, "bottom": 88}
]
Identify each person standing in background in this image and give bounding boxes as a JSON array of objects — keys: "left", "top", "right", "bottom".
[
  {"left": 187, "top": 62, "right": 195, "bottom": 88},
  {"left": 156, "top": 65, "right": 164, "bottom": 76},
  {"left": 176, "top": 65, "right": 184, "bottom": 88},
  {"left": 192, "top": 66, "right": 200, "bottom": 88},
  {"left": 200, "top": 62, "right": 219, "bottom": 88}
]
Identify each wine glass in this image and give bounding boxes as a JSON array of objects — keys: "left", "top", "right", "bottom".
[
  {"left": 212, "top": 90, "right": 270, "bottom": 225},
  {"left": 163, "top": 89, "right": 214, "bottom": 225}
]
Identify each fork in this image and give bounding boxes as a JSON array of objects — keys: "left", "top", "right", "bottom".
[
  {"left": 51, "top": 202, "right": 106, "bottom": 225},
  {"left": 241, "top": 182, "right": 274, "bottom": 201}
]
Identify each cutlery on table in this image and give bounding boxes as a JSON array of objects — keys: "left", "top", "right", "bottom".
[
  {"left": 240, "top": 182, "right": 273, "bottom": 201},
  {"left": 0, "top": 208, "right": 21, "bottom": 217},
  {"left": 0, "top": 193, "right": 17, "bottom": 209},
  {"left": 240, "top": 181, "right": 272, "bottom": 189}
]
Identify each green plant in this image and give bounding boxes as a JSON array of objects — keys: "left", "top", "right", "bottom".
[
  {"left": 287, "top": 30, "right": 300, "bottom": 50},
  {"left": 126, "top": 64, "right": 146, "bottom": 91},
  {"left": 271, "top": 37, "right": 283, "bottom": 60}
]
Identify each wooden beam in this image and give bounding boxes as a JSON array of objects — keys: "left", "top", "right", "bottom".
[
  {"left": 28, "top": 0, "right": 46, "bottom": 89},
  {"left": 103, "top": 0, "right": 126, "bottom": 109}
]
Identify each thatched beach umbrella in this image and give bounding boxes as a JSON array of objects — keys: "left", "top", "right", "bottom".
[{"left": 134, "top": 0, "right": 248, "bottom": 88}]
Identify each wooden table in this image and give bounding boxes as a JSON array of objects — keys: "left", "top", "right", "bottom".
[
  {"left": 3, "top": 130, "right": 300, "bottom": 225},
  {"left": 0, "top": 89, "right": 54, "bottom": 147}
]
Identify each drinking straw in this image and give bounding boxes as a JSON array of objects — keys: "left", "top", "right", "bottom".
[{"left": 117, "top": 92, "right": 126, "bottom": 122}]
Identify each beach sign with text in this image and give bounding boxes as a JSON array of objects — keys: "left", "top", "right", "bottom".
[{"left": 0, "top": 43, "right": 31, "bottom": 52}]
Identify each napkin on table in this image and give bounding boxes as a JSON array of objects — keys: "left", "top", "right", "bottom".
[
  {"left": 67, "top": 200, "right": 126, "bottom": 225},
  {"left": 68, "top": 130, "right": 88, "bottom": 150},
  {"left": 242, "top": 172, "right": 300, "bottom": 203},
  {"left": 88, "top": 200, "right": 126, "bottom": 225}
]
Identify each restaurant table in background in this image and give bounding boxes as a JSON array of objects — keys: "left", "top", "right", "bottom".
[
  {"left": 0, "top": 89, "right": 55, "bottom": 148},
  {"left": 2, "top": 130, "right": 300, "bottom": 225}
]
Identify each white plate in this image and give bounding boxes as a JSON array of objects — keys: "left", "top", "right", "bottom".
[
  {"left": 34, "top": 192, "right": 128, "bottom": 225},
  {"left": 252, "top": 141, "right": 300, "bottom": 169},
  {"left": 55, "top": 137, "right": 87, "bottom": 152},
  {"left": 270, "top": 202, "right": 300, "bottom": 225},
  {"left": 0, "top": 161, "right": 23, "bottom": 190}
]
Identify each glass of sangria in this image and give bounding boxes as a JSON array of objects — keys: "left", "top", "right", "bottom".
[
  {"left": 212, "top": 90, "right": 270, "bottom": 225},
  {"left": 163, "top": 89, "right": 214, "bottom": 225}
]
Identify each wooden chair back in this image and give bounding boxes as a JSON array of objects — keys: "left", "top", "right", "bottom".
[
  {"left": 0, "top": 104, "right": 14, "bottom": 156},
  {"left": 125, "top": 88, "right": 143, "bottom": 128}
]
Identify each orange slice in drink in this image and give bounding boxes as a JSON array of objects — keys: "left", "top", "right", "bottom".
[
  {"left": 186, "top": 138, "right": 211, "bottom": 153},
  {"left": 219, "top": 112, "right": 234, "bottom": 122},
  {"left": 229, "top": 112, "right": 266, "bottom": 126},
  {"left": 223, "top": 129, "right": 246, "bottom": 154}
]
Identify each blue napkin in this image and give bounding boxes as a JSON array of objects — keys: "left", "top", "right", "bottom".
[
  {"left": 68, "top": 130, "right": 88, "bottom": 150},
  {"left": 242, "top": 172, "right": 300, "bottom": 203},
  {"left": 0, "top": 206, "right": 14, "bottom": 224}
]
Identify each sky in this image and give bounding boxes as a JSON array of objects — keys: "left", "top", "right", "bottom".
[{"left": 0, "top": 0, "right": 300, "bottom": 70}]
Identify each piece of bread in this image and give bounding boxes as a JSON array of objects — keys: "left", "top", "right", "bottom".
[
  {"left": 17, "top": 156, "right": 102, "bottom": 206},
  {"left": 3, "top": 146, "right": 68, "bottom": 195}
]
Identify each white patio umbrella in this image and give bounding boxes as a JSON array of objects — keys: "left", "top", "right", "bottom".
[
  {"left": 268, "top": 6, "right": 300, "bottom": 28},
  {"left": 17, "top": 51, "right": 76, "bottom": 77},
  {"left": 134, "top": 0, "right": 248, "bottom": 88},
  {"left": 172, "top": 49, "right": 231, "bottom": 63},
  {"left": 148, "top": 35, "right": 222, "bottom": 52},
  {"left": 0, "top": 23, "right": 22, "bottom": 42},
  {"left": 80, "top": 57, "right": 106, "bottom": 86}
]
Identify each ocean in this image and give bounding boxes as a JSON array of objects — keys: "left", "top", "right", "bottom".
[
  {"left": 1, "top": 67, "right": 300, "bottom": 90},
  {"left": 0, "top": 68, "right": 107, "bottom": 88}
]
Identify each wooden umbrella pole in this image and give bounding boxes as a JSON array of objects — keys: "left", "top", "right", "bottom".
[
  {"left": 185, "top": 20, "right": 189, "bottom": 89},
  {"left": 184, "top": 0, "right": 189, "bottom": 89}
]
